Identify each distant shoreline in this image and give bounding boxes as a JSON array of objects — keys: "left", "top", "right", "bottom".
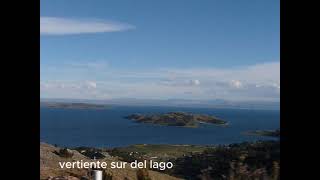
[
  {"left": 40, "top": 102, "right": 111, "bottom": 109},
  {"left": 243, "top": 129, "right": 280, "bottom": 138},
  {"left": 40, "top": 98, "right": 280, "bottom": 111}
]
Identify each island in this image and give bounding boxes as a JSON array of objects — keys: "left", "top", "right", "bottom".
[{"left": 125, "top": 112, "right": 227, "bottom": 128}]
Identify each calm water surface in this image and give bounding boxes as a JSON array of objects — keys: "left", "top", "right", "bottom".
[{"left": 40, "top": 106, "right": 280, "bottom": 147}]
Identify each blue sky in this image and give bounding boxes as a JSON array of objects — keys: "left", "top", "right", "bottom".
[{"left": 40, "top": 0, "right": 280, "bottom": 101}]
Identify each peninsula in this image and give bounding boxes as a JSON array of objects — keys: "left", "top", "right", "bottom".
[{"left": 125, "top": 112, "right": 227, "bottom": 128}]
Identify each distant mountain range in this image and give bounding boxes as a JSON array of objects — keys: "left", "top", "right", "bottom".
[{"left": 40, "top": 98, "right": 279, "bottom": 110}]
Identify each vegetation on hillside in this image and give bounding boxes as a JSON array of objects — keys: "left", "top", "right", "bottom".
[{"left": 166, "top": 141, "right": 280, "bottom": 180}]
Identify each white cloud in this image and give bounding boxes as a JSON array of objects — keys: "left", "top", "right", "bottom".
[
  {"left": 40, "top": 81, "right": 108, "bottom": 99},
  {"left": 40, "top": 17, "right": 135, "bottom": 35},
  {"left": 41, "top": 62, "right": 280, "bottom": 101},
  {"left": 189, "top": 79, "right": 201, "bottom": 86},
  {"left": 159, "top": 79, "right": 201, "bottom": 87},
  {"left": 230, "top": 80, "right": 242, "bottom": 88},
  {"left": 85, "top": 81, "right": 97, "bottom": 89},
  {"left": 165, "top": 62, "right": 280, "bottom": 85}
]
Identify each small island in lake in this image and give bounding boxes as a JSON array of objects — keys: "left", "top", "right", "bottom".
[{"left": 125, "top": 112, "right": 227, "bottom": 128}]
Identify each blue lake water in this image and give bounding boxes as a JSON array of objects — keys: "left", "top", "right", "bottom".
[{"left": 40, "top": 106, "right": 280, "bottom": 148}]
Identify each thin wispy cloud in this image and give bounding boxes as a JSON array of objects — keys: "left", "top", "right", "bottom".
[{"left": 40, "top": 17, "right": 135, "bottom": 35}]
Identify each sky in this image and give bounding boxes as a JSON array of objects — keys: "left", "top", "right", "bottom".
[{"left": 40, "top": 0, "right": 280, "bottom": 102}]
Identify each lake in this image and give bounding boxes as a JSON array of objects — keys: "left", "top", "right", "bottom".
[{"left": 40, "top": 106, "right": 280, "bottom": 148}]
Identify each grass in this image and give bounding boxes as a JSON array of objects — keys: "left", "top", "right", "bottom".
[{"left": 111, "top": 144, "right": 210, "bottom": 159}]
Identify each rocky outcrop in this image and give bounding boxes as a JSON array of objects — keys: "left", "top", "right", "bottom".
[{"left": 47, "top": 176, "right": 83, "bottom": 180}]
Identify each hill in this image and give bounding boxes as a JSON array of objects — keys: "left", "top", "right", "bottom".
[{"left": 40, "top": 143, "right": 182, "bottom": 180}]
